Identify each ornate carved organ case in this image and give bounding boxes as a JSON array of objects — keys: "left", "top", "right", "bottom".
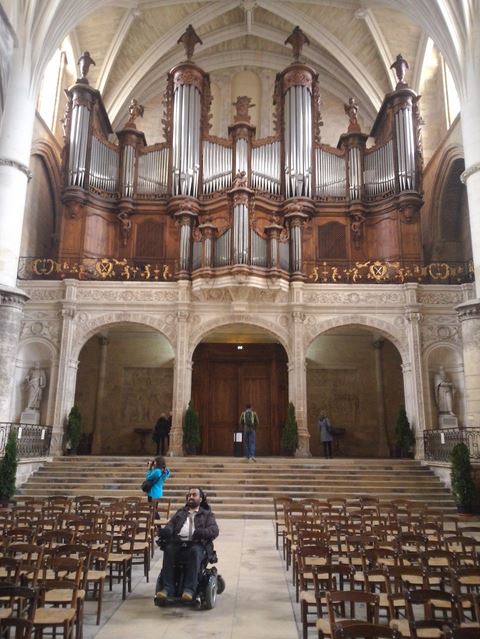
[{"left": 56, "top": 27, "right": 426, "bottom": 284}]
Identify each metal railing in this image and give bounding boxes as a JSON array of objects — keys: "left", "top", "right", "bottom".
[
  {"left": 0, "top": 423, "right": 52, "bottom": 458},
  {"left": 424, "top": 428, "right": 480, "bottom": 462}
]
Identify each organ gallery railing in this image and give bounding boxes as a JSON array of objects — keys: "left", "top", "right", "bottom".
[
  {"left": 0, "top": 423, "right": 52, "bottom": 458},
  {"left": 18, "top": 256, "right": 473, "bottom": 284},
  {"left": 424, "top": 428, "right": 480, "bottom": 462}
]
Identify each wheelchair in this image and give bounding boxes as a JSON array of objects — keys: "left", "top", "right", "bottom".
[{"left": 154, "top": 539, "right": 225, "bottom": 610}]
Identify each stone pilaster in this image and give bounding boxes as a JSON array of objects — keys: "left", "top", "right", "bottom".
[
  {"left": 404, "top": 292, "right": 427, "bottom": 457},
  {"left": 0, "top": 286, "right": 29, "bottom": 421},
  {"left": 92, "top": 335, "right": 109, "bottom": 454},
  {"left": 373, "top": 338, "right": 390, "bottom": 456},
  {"left": 51, "top": 281, "right": 79, "bottom": 454},
  {"left": 170, "top": 302, "right": 192, "bottom": 456},
  {"left": 456, "top": 299, "right": 480, "bottom": 427},
  {"left": 289, "top": 303, "right": 311, "bottom": 457}
]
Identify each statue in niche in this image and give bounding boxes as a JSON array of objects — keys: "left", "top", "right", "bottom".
[
  {"left": 127, "top": 99, "right": 144, "bottom": 125},
  {"left": 77, "top": 51, "right": 95, "bottom": 82},
  {"left": 434, "top": 366, "right": 455, "bottom": 415},
  {"left": 24, "top": 363, "right": 47, "bottom": 411},
  {"left": 390, "top": 53, "right": 409, "bottom": 86}
]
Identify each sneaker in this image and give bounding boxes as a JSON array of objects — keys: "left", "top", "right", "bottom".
[
  {"left": 181, "top": 590, "right": 193, "bottom": 602},
  {"left": 156, "top": 589, "right": 169, "bottom": 600},
  {"left": 251, "top": 457, "right": 256, "bottom": 462}
]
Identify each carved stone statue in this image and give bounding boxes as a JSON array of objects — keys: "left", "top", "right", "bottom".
[
  {"left": 177, "top": 24, "right": 202, "bottom": 60},
  {"left": 284, "top": 26, "right": 310, "bottom": 60},
  {"left": 233, "top": 170, "right": 248, "bottom": 188},
  {"left": 77, "top": 51, "right": 95, "bottom": 83},
  {"left": 390, "top": 54, "right": 409, "bottom": 86},
  {"left": 434, "top": 366, "right": 455, "bottom": 415},
  {"left": 24, "top": 363, "right": 47, "bottom": 411},
  {"left": 233, "top": 96, "right": 255, "bottom": 123},
  {"left": 127, "top": 99, "right": 144, "bottom": 125},
  {"left": 344, "top": 97, "right": 360, "bottom": 132}
]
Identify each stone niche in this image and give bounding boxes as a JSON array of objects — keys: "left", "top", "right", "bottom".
[
  {"left": 306, "top": 327, "right": 404, "bottom": 458},
  {"left": 75, "top": 325, "right": 174, "bottom": 455}
]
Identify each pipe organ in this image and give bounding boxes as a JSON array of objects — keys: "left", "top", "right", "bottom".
[{"left": 58, "top": 26, "right": 424, "bottom": 283}]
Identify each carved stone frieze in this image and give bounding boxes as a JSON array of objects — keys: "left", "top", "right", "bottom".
[
  {"left": 22, "top": 287, "right": 65, "bottom": 302},
  {"left": 420, "top": 314, "right": 461, "bottom": 347},
  {"left": 303, "top": 290, "right": 405, "bottom": 306},
  {"left": 75, "top": 288, "right": 178, "bottom": 303},
  {"left": 20, "top": 313, "right": 61, "bottom": 343},
  {"left": 418, "top": 290, "right": 464, "bottom": 305}
]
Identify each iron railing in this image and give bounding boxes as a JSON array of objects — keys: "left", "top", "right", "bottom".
[
  {"left": 0, "top": 423, "right": 52, "bottom": 458},
  {"left": 424, "top": 428, "right": 480, "bottom": 462}
]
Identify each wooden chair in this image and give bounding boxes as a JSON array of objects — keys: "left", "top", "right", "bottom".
[
  {"left": 299, "top": 563, "right": 335, "bottom": 639},
  {"left": 0, "top": 617, "right": 34, "bottom": 639},
  {"left": 0, "top": 585, "right": 37, "bottom": 623},
  {"left": 404, "top": 588, "right": 459, "bottom": 639},
  {"left": 450, "top": 567, "right": 480, "bottom": 629},
  {"left": 0, "top": 558, "right": 21, "bottom": 585},
  {"left": 325, "top": 590, "right": 380, "bottom": 638},
  {"left": 296, "top": 544, "right": 331, "bottom": 602},
  {"left": 315, "top": 565, "right": 356, "bottom": 639},
  {"left": 107, "top": 519, "right": 136, "bottom": 600},
  {"left": 334, "top": 622, "right": 402, "bottom": 639},
  {"left": 5, "top": 544, "right": 44, "bottom": 587},
  {"left": 77, "top": 532, "right": 113, "bottom": 625},
  {"left": 34, "top": 574, "right": 81, "bottom": 639}
]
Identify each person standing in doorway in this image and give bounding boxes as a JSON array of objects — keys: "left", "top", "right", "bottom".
[
  {"left": 318, "top": 410, "right": 333, "bottom": 458},
  {"left": 153, "top": 413, "right": 170, "bottom": 455},
  {"left": 240, "top": 403, "right": 259, "bottom": 461}
]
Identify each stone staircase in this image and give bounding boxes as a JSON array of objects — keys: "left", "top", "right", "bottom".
[{"left": 19, "top": 456, "right": 456, "bottom": 519}]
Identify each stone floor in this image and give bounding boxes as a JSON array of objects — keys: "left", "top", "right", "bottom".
[{"left": 84, "top": 519, "right": 301, "bottom": 639}]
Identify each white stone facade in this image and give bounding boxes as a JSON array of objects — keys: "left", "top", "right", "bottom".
[{"left": 13, "top": 277, "right": 475, "bottom": 458}]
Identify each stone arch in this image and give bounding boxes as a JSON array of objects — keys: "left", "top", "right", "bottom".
[
  {"left": 72, "top": 313, "right": 176, "bottom": 361},
  {"left": 304, "top": 314, "right": 408, "bottom": 364},
  {"left": 188, "top": 315, "right": 291, "bottom": 361}
]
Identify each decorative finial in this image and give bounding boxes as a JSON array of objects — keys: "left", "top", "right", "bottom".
[
  {"left": 390, "top": 54, "right": 409, "bottom": 88},
  {"left": 344, "top": 97, "right": 361, "bottom": 132},
  {"left": 127, "top": 99, "right": 144, "bottom": 127},
  {"left": 285, "top": 26, "right": 310, "bottom": 60},
  {"left": 177, "top": 24, "right": 202, "bottom": 61},
  {"left": 232, "top": 96, "right": 255, "bottom": 123},
  {"left": 77, "top": 51, "right": 95, "bottom": 84}
]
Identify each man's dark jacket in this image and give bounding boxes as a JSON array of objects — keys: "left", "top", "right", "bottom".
[{"left": 163, "top": 505, "right": 219, "bottom": 541}]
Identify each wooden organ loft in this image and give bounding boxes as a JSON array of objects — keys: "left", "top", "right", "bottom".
[{"left": 23, "top": 25, "right": 470, "bottom": 286}]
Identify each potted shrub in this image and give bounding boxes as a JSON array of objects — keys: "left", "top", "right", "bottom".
[
  {"left": 183, "top": 401, "right": 201, "bottom": 454},
  {"left": 450, "top": 442, "right": 476, "bottom": 513},
  {"left": 394, "top": 407, "right": 415, "bottom": 458},
  {"left": 66, "top": 405, "right": 82, "bottom": 454},
  {"left": 281, "top": 402, "right": 298, "bottom": 455},
  {"left": 0, "top": 430, "right": 18, "bottom": 504}
]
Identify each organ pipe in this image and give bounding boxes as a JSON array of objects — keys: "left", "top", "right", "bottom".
[
  {"left": 68, "top": 103, "right": 91, "bottom": 187},
  {"left": 284, "top": 84, "right": 312, "bottom": 198},
  {"left": 172, "top": 82, "right": 201, "bottom": 197},
  {"left": 121, "top": 145, "right": 136, "bottom": 197},
  {"left": 233, "top": 203, "right": 249, "bottom": 264}
]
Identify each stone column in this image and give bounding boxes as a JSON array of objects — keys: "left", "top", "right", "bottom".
[
  {"left": 404, "top": 294, "right": 427, "bottom": 458},
  {"left": 456, "top": 300, "right": 480, "bottom": 427},
  {"left": 51, "top": 281, "right": 79, "bottom": 454},
  {"left": 169, "top": 301, "right": 192, "bottom": 456},
  {"left": 0, "top": 288, "right": 29, "bottom": 421},
  {"left": 265, "top": 221, "right": 283, "bottom": 270},
  {"left": 283, "top": 199, "right": 314, "bottom": 279},
  {"left": 289, "top": 304, "right": 311, "bottom": 457},
  {"left": 198, "top": 221, "right": 216, "bottom": 268},
  {"left": 373, "top": 338, "right": 390, "bottom": 456},
  {"left": 168, "top": 197, "right": 199, "bottom": 278},
  {"left": 0, "top": 51, "right": 35, "bottom": 421},
  {"left": 92, "top": 335, "right": 109, "bottom": 454}
]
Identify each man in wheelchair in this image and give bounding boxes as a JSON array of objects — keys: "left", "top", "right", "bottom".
[{"left": 155, "top": 487, "right": 219, "bottom": 604}]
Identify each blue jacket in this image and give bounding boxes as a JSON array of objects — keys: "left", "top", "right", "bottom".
[{"left": 146, "top": 467, "right": 171, "bottom": 498}]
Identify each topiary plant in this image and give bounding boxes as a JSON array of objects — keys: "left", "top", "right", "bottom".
[
  {"left": 281, "top": 402, "right": 298, "bottom": 454},
  {"left": 450, "top": 442, "right": 476, "bottom": 513},
  {"left": 394, "top": 407, "right": 415, "bottom": 458},
  {"left": 0, "top": 430, "right": 18, "bottom": 502},
  {"left": 183, "top": 400, "right": 201, "bottom": 454},
  {"left": 66, "top": 405, "right": 82, "bottom": 453}
]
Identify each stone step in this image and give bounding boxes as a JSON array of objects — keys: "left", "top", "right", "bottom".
[{"left": 18, "top": 456, "right": 456, "bottom": 519}]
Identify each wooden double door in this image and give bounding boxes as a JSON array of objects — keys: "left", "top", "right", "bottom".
[{"left": 192, "top": 343, "right": 288, "bottom": 455}]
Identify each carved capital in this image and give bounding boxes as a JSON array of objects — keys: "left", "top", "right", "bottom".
[
  {"left": 405, "top": 308, "right": 422, "bottom": 324},
  {"left": 168, "top": 196, "right": 200, "bottom": 218},
  {"left": 60, "top": 306, "right": 76, "bottom": 320},
  {"left": 0, "top": 286, "right": 29, "bottom": 309},
  {"left": 292, "top": 311, "right": 305, "bottom": 323},
  {"left": 177, "top": 310, "right": 190, "bottom": 322},
  {"left": 456, "top": 299, "right": 480, "bottom": 321}
]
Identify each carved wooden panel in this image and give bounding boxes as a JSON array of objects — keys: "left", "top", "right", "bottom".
[
  {"left": 135, "top": 219, "right": 164, "bottom": 258},
  {"left": 84, "top": 213, "right": 115, "bottom": 256},
  {"left": 318, "top": 222, "right": 347, "bottom": 259}
]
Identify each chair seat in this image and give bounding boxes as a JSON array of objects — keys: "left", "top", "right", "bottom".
[
  {"left": 299, "top": 590, "right": 316, "bottom": 604},
  {"left": 459, "top": 575, "right": 480, "bottom": 585},
  {"left": 0, "top": 608, "right": 13, "bottom": 620},
  {"left": 86, "top": 570, "right": 106, "bottom": 582},
  {"left": 34, "top": 607, "right": 76, "bottom": 624},
  {"left": 44, "top": 589, "right": 85, "bottom": 604},
  {"left": 108, "top": 553, "right": 132, "bottom": 562},
  {"left": 390, "top": 619, "right": 410, "bottom": 637}
]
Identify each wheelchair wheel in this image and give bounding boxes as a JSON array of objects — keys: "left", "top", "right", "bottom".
[
  {"left": 217, "top": 575, "right": 225, "bottom": 595},
  {"left": 203, "top": 574, "right": 217, "bottom": 610}
]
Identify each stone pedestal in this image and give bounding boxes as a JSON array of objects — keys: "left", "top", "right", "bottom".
[
  {"left": 20, "top": 409, "right": 40, "bottom": 425},
  {"left": 438, "top": 414, "right": 458, "bottom": 429}
]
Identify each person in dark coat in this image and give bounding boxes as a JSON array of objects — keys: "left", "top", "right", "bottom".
[
  {"left": 153, "top": 413, "right": 170, "bottom": 455},
  {"left": 318, "top": 410, "right": 334, "bottom": 459},
  {"left": 156, "top": 487, "right": 219, "bottom": 601}
]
